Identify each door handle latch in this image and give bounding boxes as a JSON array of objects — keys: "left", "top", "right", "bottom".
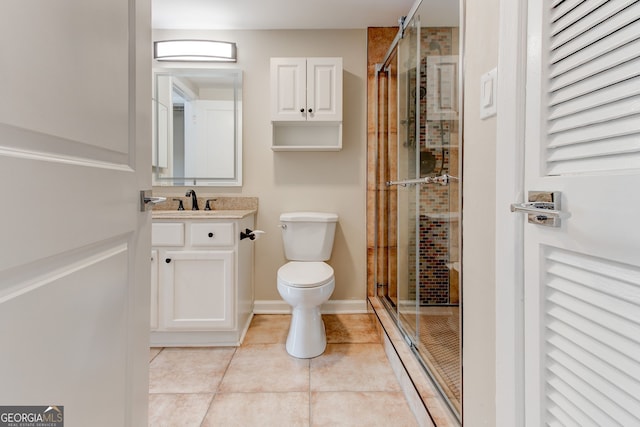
[
  {"left": 140, "top": 190, "right": 166, "bottom": 212},
  {"left": 510, "top": 191, "right": 566, "bottom": 227}
]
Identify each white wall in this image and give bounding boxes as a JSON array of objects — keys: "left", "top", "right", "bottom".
[
  {"left": 152, "top": 29, "right": 368, "bottom": 303},
  {"left": 462, "top": 0, "right": 499, "bottom": 425}
]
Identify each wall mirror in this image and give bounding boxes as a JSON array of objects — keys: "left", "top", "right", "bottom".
[{"left": 153, "top": 68, "right": 242, "bottom": 186}]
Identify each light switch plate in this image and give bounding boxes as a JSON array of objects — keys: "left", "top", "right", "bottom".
[{"left": 480, "top": 67, "right": 497, "bottom": 119}]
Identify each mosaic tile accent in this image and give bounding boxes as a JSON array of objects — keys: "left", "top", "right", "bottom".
[
  {"left": 419, "top": 218, "right": 451, "bottom": 305},
  {"left": 407, "top": 216, "right": 453, "bottom": 305}
]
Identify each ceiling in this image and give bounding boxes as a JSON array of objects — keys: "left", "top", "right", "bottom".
[{"left": 152, "top": 0, "right": 420, "bottom": 30}]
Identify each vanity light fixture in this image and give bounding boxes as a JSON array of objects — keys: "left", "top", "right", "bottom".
[{"left": 153, "top": 40, "right": 237, "bottom": 62}]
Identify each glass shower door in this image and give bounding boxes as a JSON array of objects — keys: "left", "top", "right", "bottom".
[
  {"left": 412, "top": 13, "right": 462, "bottom": 415},
  {"left": 377, "top": 4, "right": 462, "bottom": 418},
  {"left": 395, "top": 14, "right": 420, "bottom": 343}
]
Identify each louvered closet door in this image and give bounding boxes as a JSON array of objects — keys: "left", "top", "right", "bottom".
[{"left": 523, "top": 1, "right": 640, "bottom": 426}]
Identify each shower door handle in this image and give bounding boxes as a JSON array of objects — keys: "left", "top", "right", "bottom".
[
  {"left": 386, "top": 174, "right": 458, "bottom": 187},
  {"left": 510, "top": 191, "right": 567, "bottom": 227}
]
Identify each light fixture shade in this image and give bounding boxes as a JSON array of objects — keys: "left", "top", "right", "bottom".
[{"left": 154, "top": 40, "right": 237, "bottom": 62}]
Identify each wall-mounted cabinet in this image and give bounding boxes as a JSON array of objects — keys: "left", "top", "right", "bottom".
[
  {"left": 271, "top": 57, "right": 342, "bottom": 122},
  {"left": 270, "top": 57, "right": 343, "bottom": 151}
]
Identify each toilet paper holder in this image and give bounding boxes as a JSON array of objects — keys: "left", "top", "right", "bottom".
[{"left": 240, "top": 228, "right": 265, "bottom": 241}]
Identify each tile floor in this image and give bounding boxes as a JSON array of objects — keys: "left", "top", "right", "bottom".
[{"left": 149, "top": 314, "right": 419, "bottom": 426}]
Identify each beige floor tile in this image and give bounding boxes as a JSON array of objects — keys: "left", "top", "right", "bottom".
[
  {"left": 148, "top": 315, "right": 423, "bottom": 426},
  {"left": 324, "top": 314, "right": 379, "bottom": 344},
  {"left": 311, "top": 391, "right": 418, "bottom": 427},
  {"left": 242, "top": 314, "right": 290, "bottom": 345},
  {"left": 148, "top": 393, "right": 213, "bottom": 427},
  {"left": 149, "top": 347, "right": 162, "bottom": 362},
  {"left": 201, "top": 392, "right": 309, "bottom": 427},
  {"left": 310, "top": 343, "right": 401, "bottom": 392},
  {"left": 219, "top": 344, "right": 309, "bottom": 393},
  {"left": 149, "top": 347, "right": 235, "bottom": 394}
]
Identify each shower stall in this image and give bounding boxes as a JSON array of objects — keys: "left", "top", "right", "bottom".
[{"left": 372, "top": 0, "right": 462, "bottom": 421}]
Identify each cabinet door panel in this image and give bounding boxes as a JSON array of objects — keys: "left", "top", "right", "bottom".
[
  {"left": 161, "top": 250, "right": 234, "bottom": 330},
  {"left": 307, "top": 58, "right": 342, "bottom": 121},
  {"left": 270, "top": 57, "right": 307, "bottom": 121}
]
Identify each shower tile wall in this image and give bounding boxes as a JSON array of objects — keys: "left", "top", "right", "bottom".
[
  {"left": 366, "top": 27, "right": 460, "bottom": 306},
  {"left": 367, "top": 27, "right": 398, "bottom": 299}
]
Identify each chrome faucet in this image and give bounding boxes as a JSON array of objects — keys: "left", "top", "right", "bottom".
[{"left": 185, "top": 189, "right": 199, "bottom": 210}]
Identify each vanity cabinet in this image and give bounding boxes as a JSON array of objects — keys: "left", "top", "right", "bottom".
[
  {"left": 270, "top": 57, "right": 343, "bottom": 151},
  {"left": 150, "top": 213, "right": 255, "bottom": 346}
]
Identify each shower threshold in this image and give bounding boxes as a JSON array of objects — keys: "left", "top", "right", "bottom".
[
  {"left": 379, "top": 295, "right": 461, "bottom": 421},
  {"left": 370, "top": 296, "right": 461, "bottom": 426}
]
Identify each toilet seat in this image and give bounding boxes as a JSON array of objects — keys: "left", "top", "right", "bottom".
[{"left": 277, "top": 261, "right": 334, "bottom": 288}]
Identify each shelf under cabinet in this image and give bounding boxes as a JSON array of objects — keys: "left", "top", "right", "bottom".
[{"left": 271, "top": 121, "right": 342, "bottom": 151}]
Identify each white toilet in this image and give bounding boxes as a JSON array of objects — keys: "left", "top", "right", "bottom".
[{"left": 277, "top": 212, "right": 338, "bottom": 358}]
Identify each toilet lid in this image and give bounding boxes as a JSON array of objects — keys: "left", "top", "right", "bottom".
[{"left": 278, "top": 262, "right": 334, "bottom": 288}]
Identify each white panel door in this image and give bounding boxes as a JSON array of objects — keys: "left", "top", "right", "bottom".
[
  {"left": 523, "top": 2, "right": 640, "bottom": 425},
  {"left": 0, "top": 0, "right": 151, "bottom": 425}
]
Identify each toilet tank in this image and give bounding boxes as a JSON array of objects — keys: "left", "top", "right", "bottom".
[{"left": 280, "top": 212, "right": 338, "bottom": 261}]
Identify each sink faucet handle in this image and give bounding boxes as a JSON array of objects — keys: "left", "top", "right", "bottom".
[
  {"left": 172, "top": 198, "right": 185, "bottom": 211},
  {"left": 204, "top": 198, "right": 218, "bottom": 211}
]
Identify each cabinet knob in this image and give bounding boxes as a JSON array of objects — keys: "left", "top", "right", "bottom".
[
  {"left": 308, "top": 108, "right": 313, "bottom": 113},
  {"left": 208, "top": 232, "right": 215, "bottom": 238},
  {"left": 300, "top": 108, "right": 305, "bottom": 113},
  {"left": 165, "top": 258, "right": 171, "bottom": 263}
]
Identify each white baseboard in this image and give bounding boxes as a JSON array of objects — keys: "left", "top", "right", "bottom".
[
  {"left": 253, "top": 300, "right": 290, "bottom": 314},
  {"left": 253, "top": 299, "right": 369, "bottom": 314}
]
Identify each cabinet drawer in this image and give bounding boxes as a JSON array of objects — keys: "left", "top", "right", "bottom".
[
  {"left": 190, "top": 223, "right": 234, "bottom": 247},
  {"left": 152, "top": 223, "right": 184, "bottom": 246}
]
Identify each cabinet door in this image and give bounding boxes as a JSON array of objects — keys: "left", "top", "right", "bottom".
[
  {"left": 270, "top": 57, "right": 307, "bottom": 121},
  {"left": 306, "top": 57, "right": 342, "bottom": 121},
  {"left": 160, "top": 250, "right": 235, "bottom": 330}
]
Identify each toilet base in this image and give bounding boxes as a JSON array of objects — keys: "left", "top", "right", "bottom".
[
  {"left": 286, "top": 306, "right": 326, "bottom": 358},
  {"left": 277, "top": 277, "right": 335, "bottom": 359}
]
